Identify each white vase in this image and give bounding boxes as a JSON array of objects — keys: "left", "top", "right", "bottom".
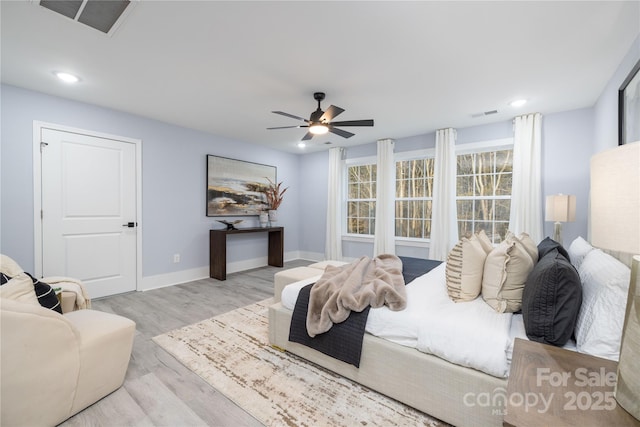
[
  {"left": 268, "top": 209, "right": 278, "bottom": 225},
  {"left": 259, "top": 212, "right": 269, "bottom": 228}
]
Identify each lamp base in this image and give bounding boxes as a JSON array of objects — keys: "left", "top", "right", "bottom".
[{"left": 553, "top": 222, "right": 563, "bottom": 246}]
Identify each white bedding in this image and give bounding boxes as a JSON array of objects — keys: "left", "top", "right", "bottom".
[{"left": 281, "top": 262, "right": 528, "bottom": 378}]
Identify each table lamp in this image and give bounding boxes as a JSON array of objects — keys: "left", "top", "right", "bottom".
[
  {"left": 545, "top": 194, "right": 576, "bottom": 245},
  {"left": 591, "top": 141, "right": 640, "bottom": 421}
]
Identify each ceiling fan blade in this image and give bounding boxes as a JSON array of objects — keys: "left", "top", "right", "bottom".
[
  {"left": 301, "top": 132, "right": 314, "bottom": 141},
  {"left": 328, "top": 127, "right": 355, "bottom": 139},
  {"left": 272, "top": 111, "right": 308, "bottom": 122},
  {"left": 320, "top": 105, "right": 345, "bottom": 122},
  {"left": 267, "top": 125, "right": 308, "bottom": 130},
  {"left": 329, "top": 119, "right": 374, "bottom": 127}
]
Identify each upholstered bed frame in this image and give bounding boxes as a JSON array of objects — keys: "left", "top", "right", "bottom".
[
  {"left": 269, "top": 296, "right": 507, "bottom": 426},
  {"left": 269, "top": 250, "right": 636, "bottom": 427}
]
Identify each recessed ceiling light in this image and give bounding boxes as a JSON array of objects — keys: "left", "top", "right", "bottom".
[
  {"left": 510, "top": 99, "right": 527, "bottom": 107},
  {"left": 297, "top": 142, "right": 306, "bottom": 148},
  {"left": 54, "top": 72, "right": 80, "bottom": 83}
]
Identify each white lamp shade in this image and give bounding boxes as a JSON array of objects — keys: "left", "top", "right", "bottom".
[
  {"left": 590, "top": 142, "right": 640, "bottom": 254},
  {"left": 545, "top": 194, "right": 576, "bottom": 222}
]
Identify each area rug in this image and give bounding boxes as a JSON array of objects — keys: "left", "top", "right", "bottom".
[{"left": 153, "top": 299, "right": 446, "bottom": 427}]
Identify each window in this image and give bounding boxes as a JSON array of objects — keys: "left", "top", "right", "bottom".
[
  {"left": 395, "top": 158, "right": 434, "bottom": 239},
  {"left": 346, "top": 163, "right": 377, "bottom": 235},
  {"left": 456, "top": 149, "right": 513, "bottom": 243}
]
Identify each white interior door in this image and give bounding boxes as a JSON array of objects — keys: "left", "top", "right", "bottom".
[{"left": 41, "top": 128, "right": 137, "bottom": 298}]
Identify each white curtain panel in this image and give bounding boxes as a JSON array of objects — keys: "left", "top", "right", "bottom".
[
  {"left": 430, "top": 128, "right": 458, "bottom": 261},
  {"left": 373, "top": 139, "right": 396, "bottom": 256},
  {"left": 325, "top": 147, "right": 344, "bottom": 260},
  {"left": 509, "top": 113, "right": 543, "bottom": 242}
]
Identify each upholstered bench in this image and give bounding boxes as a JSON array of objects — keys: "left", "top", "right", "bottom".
[{"left": 273, "top": 260, "right": 348, "bottom": 302}]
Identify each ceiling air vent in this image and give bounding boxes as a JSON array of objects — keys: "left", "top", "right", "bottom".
[
  {"left": 471, "top": 109, "right": 499, "bottom": 118},
  {"left": 40, "top": 0, "right": 131, "bottom": 35}
]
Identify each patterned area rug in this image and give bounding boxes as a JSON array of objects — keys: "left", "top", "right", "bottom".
[{"left": 153, "top": 299, "right": 446, "bottom": 427}]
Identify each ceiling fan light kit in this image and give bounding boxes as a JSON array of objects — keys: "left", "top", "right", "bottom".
[
  {"left": 309, "top": 124, "right": 329, "bottom": 135},
  {"left": 268, "top": 92, "right": 374, "bottom": 142}
]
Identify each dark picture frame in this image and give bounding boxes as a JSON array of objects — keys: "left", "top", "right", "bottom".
[
  {"left": 206, "top": 155, "right": 276, "bottom": 216},
  {"left": 619, "top": 59, "right": 640, "bottom": 145}
]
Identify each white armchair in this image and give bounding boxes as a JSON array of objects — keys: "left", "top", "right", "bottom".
[{"left": 0, "top": 256, "right": 136, "bottom": 426}]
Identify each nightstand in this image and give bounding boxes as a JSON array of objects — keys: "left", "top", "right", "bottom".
[{"left": 504, "top": 338, "right": 639, "bottom": 426}]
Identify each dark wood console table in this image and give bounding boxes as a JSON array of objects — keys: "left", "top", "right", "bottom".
[{"left": 209, "top": 227, "right": 284, "bottom": 280}]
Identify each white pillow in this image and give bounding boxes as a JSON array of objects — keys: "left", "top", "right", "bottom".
[
  {"left": 575, "top": 249, "right": 630, "bottom": 360},
  {"left": 481, "top": 232, "right": 537, "bottom": 313},
  {"left": 567, "top": 236, "right": 594, "bottom": 270},
  {"left": 445, "top": 230, "right": 493, "bottom": 302}
]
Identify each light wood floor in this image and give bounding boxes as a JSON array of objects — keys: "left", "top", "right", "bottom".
[{"left": 60, "top": 260, "right": 312, "bottom": 427}]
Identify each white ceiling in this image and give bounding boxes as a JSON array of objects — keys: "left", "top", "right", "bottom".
[{"left": 2, "top": 1, "right": 639, "bottom": 153}]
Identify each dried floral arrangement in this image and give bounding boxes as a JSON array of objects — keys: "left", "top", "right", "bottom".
[{"left": 264, "top": 178, "right": 288, "bottom": 210}]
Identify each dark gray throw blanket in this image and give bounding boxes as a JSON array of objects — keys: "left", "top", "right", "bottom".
[{"left": 288, "top": 256, "right": 442, "bottom": 367}]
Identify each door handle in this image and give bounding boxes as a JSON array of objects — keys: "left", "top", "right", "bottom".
[{"left": 122, "top": 222, "right": 137, "bottom": 228}]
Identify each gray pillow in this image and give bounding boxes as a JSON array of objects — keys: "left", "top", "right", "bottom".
[{"left": 522, "top": 248, "right": 582, "bottom": 346}]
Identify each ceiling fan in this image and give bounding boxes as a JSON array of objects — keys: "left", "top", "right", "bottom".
[{"left": 267, "top": 92, "right": 374, "bottom": 141}]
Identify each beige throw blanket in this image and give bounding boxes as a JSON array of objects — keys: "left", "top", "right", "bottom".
[{"left": 306, "top": 254, "right": 406, "bottom": 337}]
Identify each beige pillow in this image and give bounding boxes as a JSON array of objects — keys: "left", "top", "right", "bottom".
[
  {"left": 446, "top": 231, "right": 493, "bottom": 302},
  {"left": 516, "top": 232, "right": 538, "bottom": 263},
  {"left": 481, "top": 232, "right": 537, "bottom": 313},
  {"left": 475, "top": 229, "right": 494, "bottom": 253},
  {"left": 1, "top": 254, "right": 24, "bottom": 277},
  {"left": 0, "top": 272, "right": 39, "bottom": 306}
]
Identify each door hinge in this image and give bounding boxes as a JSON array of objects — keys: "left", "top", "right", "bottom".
[
  {"left": 41, "top": 210, "right": 43, "bottom": 219},
  {"left": 40, "top": 142, "right": 48, "bottom": 152}
]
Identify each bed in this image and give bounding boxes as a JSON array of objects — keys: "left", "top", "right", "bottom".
[{"left": 268, "top": 233, "right": 636, "bottom": 427}]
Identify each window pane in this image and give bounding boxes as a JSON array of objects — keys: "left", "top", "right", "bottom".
[
  {"left": 409, "top": 200, "right": 423, "bottom": 219},
  {"left": 457, "top": 176, "right": 474, "bottom": 197},
  {"left": 348, "top": 201, "right": 357, "bottom": 217},
  {"left": 496, "top": 150, "right": 513, "bottom": 173},
  {"left": 474, "top": 199, "right": 493, "bottom": 221},
  {"left": 458, "top": 221, "right": 473, "bottom": 238},
  {"left": 494, "top": 222, "right": 510, "bottom": 243},
  {"left": 457, "top": 154, "right": 474, "bottom": 175},
  {"left": 457, "top": 200, "right": 473, "bottom": 220},
  {"left": 424, "top": 220, "right": 432, "bottom": 239},
  {"left": 495, "top": 199, "right": 511, "bottom": 221},
  {"left": 475, "top": 151, "right": 494, "bottom": 174},
  {"left": 475, "top": 174, "right": 495, "bottom": 196},
  {"left": 397, "top": 179, "right": 409, "bottom": 198},
  {"left": 395, "top": 218, "right": 407, "bottom": 237},
  {"left": 495, "top": 173, "right": 512, "bottom": 195}
]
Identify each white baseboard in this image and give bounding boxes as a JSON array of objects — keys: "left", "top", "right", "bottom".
[{"left": 139, "top": 251, "right": 305, "bottom": 291}]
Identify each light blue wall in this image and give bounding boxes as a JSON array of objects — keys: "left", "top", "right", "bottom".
[
  {"left": 1, "top": 84, "right": 301, "bottom": 275},
  {"left": 541, "top": 108, "right": 593, "bottom": 241}
]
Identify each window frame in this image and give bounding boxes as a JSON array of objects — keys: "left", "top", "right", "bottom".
[
  {"left": 344, "top": 156, "right": 377, "bottom": 238},
  {"left": 394, "top": 149, "right": 436, "bottom": 242},
  {"left": 455, "top": 138, "right": 514, "bottom": 243}
]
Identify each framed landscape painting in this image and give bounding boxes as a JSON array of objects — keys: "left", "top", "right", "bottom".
[{"left": 206, "top": 155, "right": 275, "bottom": 216}]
